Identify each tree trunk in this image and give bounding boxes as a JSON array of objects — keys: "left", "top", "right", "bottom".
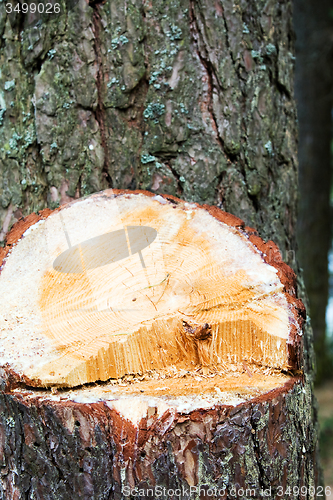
[
  {"left": 0, "top": 189, "right": 316, "bottom": 499},
  {"left": 0, "top": 379, "right": 317, "bottom": 499},
  {"left": 0, "top": 0, "right": 321, "bottom": 498}
]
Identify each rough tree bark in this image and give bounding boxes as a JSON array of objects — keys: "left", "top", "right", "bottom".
[{"left": 0, "top": 0, "right": 321, "bottom": 499}]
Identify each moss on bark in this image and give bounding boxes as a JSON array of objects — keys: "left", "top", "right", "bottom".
[{"left": 0, "top": 0, "right": 298, "bottom": 263}]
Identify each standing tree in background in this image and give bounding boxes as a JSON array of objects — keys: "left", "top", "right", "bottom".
[
  {"left": 294, "top": 0, "right": 333, "bottom": 384},
  {"left": 0, "top": 0, "right": 322, "bottom": 496}
]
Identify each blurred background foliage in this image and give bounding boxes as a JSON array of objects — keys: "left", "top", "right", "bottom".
[
  {"left": 294, "top": 0, "right": 333, "bottom": 384},
  {"left": 294, "top": 0, "right": 333, "bottom": 490}
]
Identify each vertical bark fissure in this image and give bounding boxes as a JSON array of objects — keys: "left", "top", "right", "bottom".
[
  {"left": 12, "top": 399, "right": 28, "bottom": 497},
  {"left": 275, "top": 44, "right": 292, "bottom": 99},
  {"left": 166, "top": 161, "right": 184, "bottom": 195},
  {"left": 75, "top": 171, "right": 83, "bottom": 199},
  {"left": 91, "top": 5, "right": 113, "bottom": 188},
  {"left": 0, "top": 204, "right": 13, "bottom": 242},
  {"left": 189, "top": 0, "right": 257, "bottom": 219},
  {"left": 250, "top": 412, "right": 269, "bottom": 492},
  {"left": 137, "top": 6, "right": 181, "bottom": 194},
  {"left": 220, "top": 0, "right": 241, "bottom": 83},
  {"left": 42, "top": 417, "right": 68, "bottom": 487},
  {"left": 129, "top": 76, "right": 150, "bottom": 191},
  {"left": 189, "top": 1, "right": 229, "bottom": 159},
  {"left": 215, "top": 171, "right": 227, "bottom": 209},
  {"left": 137, "top": 7, "right": 148, "bottom": 187},
  {"left": 218, "top": 2, "right": 251, "bottom": 188}
]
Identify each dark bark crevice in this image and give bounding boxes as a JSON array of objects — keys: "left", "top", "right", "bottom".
[
  {"left": 215, "top": 171, "right": 227, "bottom": 210},
  {"left": 120, "top": 75, "right": 149, "bottom": 190},
  {"left": 164, "top": 161, "right": 184, "bottom": 195},
  {"left": 250, "top": 425, "right": 268, "bottom": 492},
  {"left": 220, "top": 0, "right": 242, "bottom": 85},
  {"left": 91, "top": 4, "right": 112, "bottom": 189},
  {"left": 188, "top": 0, "right": 263, "bottom": 221},
  {"left": 189, "top": 1, "right": 230, "bottom": 159}
]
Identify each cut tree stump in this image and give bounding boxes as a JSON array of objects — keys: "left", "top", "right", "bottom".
[{"left": 0, "top": 190, "right": 311, "bottom": 499}]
